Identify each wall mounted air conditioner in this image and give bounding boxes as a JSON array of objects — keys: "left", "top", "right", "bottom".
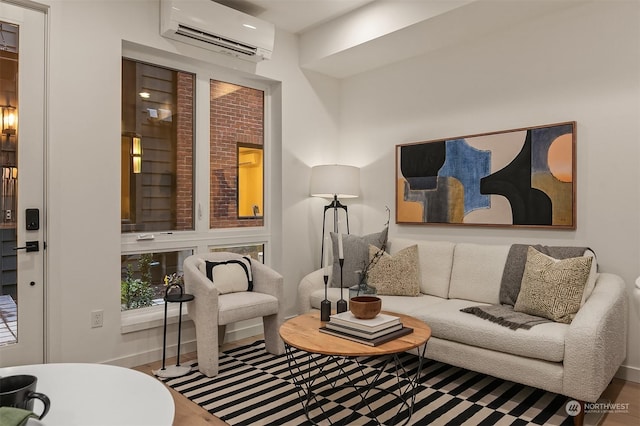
[{"left": 160, "top": 0, "right": 275, "bottom": 62}]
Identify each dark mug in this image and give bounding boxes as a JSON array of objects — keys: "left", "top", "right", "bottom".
[{"left": 0, "top": 374, "right": 50, "bottom": 420}]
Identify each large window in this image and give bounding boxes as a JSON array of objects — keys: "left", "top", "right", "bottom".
[
  {"left": 209, "top": 80, "right": 265, "bottom": 228},
  {"left": 121, "top": 55, "right": 270, "bottom": 315},
  {"left": 121, "top": 59, "right": 194, "bottom": 233}
]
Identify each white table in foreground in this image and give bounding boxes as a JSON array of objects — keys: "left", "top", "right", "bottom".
[{"left": 0, "top": 363, "right": 174, "bottom": 426}]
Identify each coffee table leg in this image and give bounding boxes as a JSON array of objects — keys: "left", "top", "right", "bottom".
[
  {"left": 284, "top": 342, "right": 428, "bottom": 426},
  {"left": 284, "top": 343, "right": 339, "bottom": 424}
]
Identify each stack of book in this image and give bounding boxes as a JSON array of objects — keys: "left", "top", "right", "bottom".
[{"left": 319, "top": 311, "right": 413, "bottom": 346}]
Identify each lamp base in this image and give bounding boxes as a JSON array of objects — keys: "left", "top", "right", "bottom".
[
  {"left": 153, "top": 365, "right": 191, "bottom": 378},
  {"left": 320, "top": 299, "right": 331, "bottom": 321}
]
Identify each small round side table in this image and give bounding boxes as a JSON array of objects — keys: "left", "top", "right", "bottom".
[{"left": 153, "top": 284, "right": 194, "bottom": 378}]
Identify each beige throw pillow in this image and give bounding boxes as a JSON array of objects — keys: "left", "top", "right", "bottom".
[
  {"left": 198, "top": 257, "right": 253, "bottom": 294},
  {"left": 514, "top": 246, "right": 592, "bottom": 324},
  {"left": 366, "top": 244, "right": 420, "bottom": 296}
]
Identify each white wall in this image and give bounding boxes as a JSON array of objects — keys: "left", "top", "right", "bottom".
[
  {"left": 40, "top": 0, "right": 336, "bottom": 365},
  {"left": 33, "top": 0, "right": 640, "bottom": 382},
  {"left": 339, "top": 1, "right": 640, "bottom": 381}
]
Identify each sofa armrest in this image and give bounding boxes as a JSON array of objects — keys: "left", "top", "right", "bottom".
[
  {"left": 563, "top": 272, "right": 628, "bottom": 402},
  {"left": 297, "top": 268, "right": 330, "bottom": 314}
]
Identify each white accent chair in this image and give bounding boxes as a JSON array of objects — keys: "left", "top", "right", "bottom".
[{"left": 183, "top": 252, "right": 285, "bottom": 377}]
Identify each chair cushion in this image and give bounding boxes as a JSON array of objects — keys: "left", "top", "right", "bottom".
[
  {"left": 199, "top": 256, "right": 253, "bottom": 294},
  {"left": 218, "top": 292, "right": 279, "bottom": 325}
]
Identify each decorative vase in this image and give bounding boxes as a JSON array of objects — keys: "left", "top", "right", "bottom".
[{"left": 349, "top": 270, "right": 377, "bottom": 300}]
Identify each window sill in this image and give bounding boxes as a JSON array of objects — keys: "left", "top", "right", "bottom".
[{"left": 120, "top": 303, "right": 190, "bottom": 334}]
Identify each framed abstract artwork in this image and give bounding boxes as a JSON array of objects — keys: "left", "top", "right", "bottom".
[{"left": 396, "top": 121, "right": 576, "bottom": 229}]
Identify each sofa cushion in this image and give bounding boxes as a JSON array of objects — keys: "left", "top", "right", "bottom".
[
  {"left": 414, "top": 298, "right": 568, "bottom": 363},
  {"left": 309, "top": 289, "right": 444, "bottom": 314},
  {"left": 330, "top": 227, "right": 388, "bottom": 288},
  {"left": 390, "top": 239, "right": 455, "bottom": 298},
  {"left": 310, "top": 287, "right": 344, "bottom": 309},
  {"left": 376, "top": 294, "right": 444, "bottom": 315},
  {"left": 310, "top": 293, "right": 569, "bottom": 363},
  {"left": 448, "top": 243, "right": 510, "bottom": 304},
  {"left": 367, "top": 244, "right": 420, "bottom": 296},
  {"left": 514, "top": 247, "right": 593, "bottom": 324}
]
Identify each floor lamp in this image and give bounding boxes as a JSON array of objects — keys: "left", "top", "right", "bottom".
[{"left": 310, "top": 164, "right": 360, "bottom": 268}]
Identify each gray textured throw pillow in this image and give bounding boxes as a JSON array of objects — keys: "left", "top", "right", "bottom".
[{"left": 330, "top": 227, "right": 388, "bottom": 288}]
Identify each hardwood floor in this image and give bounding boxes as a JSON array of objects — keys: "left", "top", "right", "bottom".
[{"left": 133, "top": 336, "right": 640, "bottom": 426}]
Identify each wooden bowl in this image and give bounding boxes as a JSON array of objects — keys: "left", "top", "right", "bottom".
[{"left": 349, "top": 296, "right": 382, "bottom": 319}]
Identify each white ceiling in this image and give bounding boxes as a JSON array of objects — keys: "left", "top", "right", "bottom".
[
  {"left": 214, "top": 0, "right": 584, "bottom": 79},
  {"left": 214, "top": 0, "right": 376, "bottom": 34}
]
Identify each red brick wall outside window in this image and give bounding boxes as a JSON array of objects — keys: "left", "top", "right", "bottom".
[
  {"left": 210, "top": 81, "right": 264, "bottom": 229},
  {"left": 176, "top": 73, "right": 194, "bottom": 230}
]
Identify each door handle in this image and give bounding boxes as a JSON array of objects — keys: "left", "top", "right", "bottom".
[{"left": 13, "top": 241, "right": 39, "bottom": 252}]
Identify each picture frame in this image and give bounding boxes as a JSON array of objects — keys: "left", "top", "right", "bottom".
[{"left": 396, "top": 121, "right": 576, "bottom": 229}]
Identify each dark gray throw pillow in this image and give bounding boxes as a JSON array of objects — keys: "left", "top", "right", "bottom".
[{"left": 330, "top": 227, "right": 388, "bottom": 288}]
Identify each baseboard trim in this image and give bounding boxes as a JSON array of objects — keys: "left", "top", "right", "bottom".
[
  {"left": 615, "top": 363, "right": 640, "bottom": 383},
  {"left": 107, "top": 322, "right": 265, "bottom": 369}
]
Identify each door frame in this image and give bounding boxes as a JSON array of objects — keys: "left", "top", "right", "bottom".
[{"left": 0, "top": 0, "right": 49, "bottom": 366}]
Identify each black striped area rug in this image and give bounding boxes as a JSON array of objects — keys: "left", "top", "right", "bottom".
[{"left": 161, "top": 340, "right": 575, "bottom": 425}]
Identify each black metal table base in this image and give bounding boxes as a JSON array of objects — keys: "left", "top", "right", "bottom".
[{"left": 284, "top": 343, "right": 427, "bottom": 426}]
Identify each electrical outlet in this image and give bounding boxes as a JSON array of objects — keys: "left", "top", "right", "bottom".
[{"left": 91, "top": 310, "right": 103, "bottom": 328}]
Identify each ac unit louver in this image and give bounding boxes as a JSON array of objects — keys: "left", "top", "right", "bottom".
[{"left": 160, "top": 0, "right": 275, "bottom": 62}]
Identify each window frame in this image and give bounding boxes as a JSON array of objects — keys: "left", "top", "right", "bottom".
[{"left": 120, "top": 45, "right": 274, "bottom": 332}]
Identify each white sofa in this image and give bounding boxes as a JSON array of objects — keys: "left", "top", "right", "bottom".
[{"left": 297, "top": 238, "right": 628, "bottom": 409}]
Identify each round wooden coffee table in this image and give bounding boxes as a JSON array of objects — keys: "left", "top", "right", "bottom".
[{"left": 280, "top": 310, "right": 431, "bottom": 425}]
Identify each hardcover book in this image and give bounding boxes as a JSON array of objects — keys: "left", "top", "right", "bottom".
[
  {"left": 325, "top": 322, "right": 403, "bottom": 340},
  {"left": 329, "top": 311, "right": 401, "bottom": 332},
  {"left": 319, "top": 326, "right": 413, "bottom": 347}
]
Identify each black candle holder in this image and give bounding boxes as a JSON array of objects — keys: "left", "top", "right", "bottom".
[
  {"left": 337, "top": 258, "right": 347, "bottom": 313},
  {"left": 321, "top": 273, "right": 331, "bottom": 321}
]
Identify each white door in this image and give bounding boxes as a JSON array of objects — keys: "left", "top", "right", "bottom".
[{"left": 0, "top": 1, "right": 46, "bottom": 366}]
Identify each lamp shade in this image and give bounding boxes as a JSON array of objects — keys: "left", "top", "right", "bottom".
[{"left": 310, "top": 164, "right": 360, "bottom": 199}]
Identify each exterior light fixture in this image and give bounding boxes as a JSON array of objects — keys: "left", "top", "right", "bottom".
[
  {"left": 132, "top": 136, "right": 142, "bottom": 174},
  {"left": 1, "top": 105, "right": 16, "bottom": 136}
]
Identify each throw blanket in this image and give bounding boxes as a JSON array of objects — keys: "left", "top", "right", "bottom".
[
  {"left": 460, "top": 304, "right": 551, "bottom": 330},
  {"left": 461, "top": 244, "right": 592, "bottom": 330}
]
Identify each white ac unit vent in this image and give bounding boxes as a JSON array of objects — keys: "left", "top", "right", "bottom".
[{"left": 160, "top": 0, "right": 275, "bottom": 62}]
